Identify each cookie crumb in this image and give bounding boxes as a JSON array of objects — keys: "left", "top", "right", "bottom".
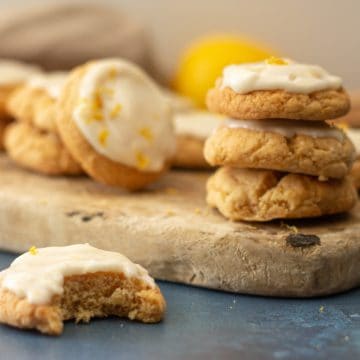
[
  {"left": 194, "top": 208, "right": 202, "bottom": 214},
  {"left": 165, "top": 210, "right": 175, "bottom": 216},
  {"left": 29, "top": 246, "right": 38, "bottom": 256},
  {"left": 281, "top": 222, "right": 298, "bottom": 233},
  {"left": 319, "top": 305, "right": 325, "bottom": 313}
]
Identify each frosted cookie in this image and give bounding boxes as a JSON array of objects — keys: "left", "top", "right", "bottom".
[
  {"left": 7, "top": 72, "right": 67, "bottom": 132},
  {"left": 204, "top": 119, "right": 355, "bottom": 179},
  {"left": 56, "top": 59, "right": 176, "bottom": 190},
  {"left": 0, "top": 60, "right": 41, "bottom": 119},
  {"left": 173, "top": 111, "right": 223, "bottom": 169},
  {"left": 207, "top": 167, "right": 357, "bottom": 222},
  {"left": 0, "top": 244, "right": 165, "bottom": 335},
  {"left": 4, "top": 122, "right": 82, "bottom": 176},
  {"left": 207, "top": 58, "right": 350, "bottom": 121}
]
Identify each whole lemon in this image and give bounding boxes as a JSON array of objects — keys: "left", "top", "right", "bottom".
[{"left": 173, "top": 34, "right": 275, "bottom": 107}]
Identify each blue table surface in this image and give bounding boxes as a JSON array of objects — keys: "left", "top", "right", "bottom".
[{"left": 0, "top": 251, "right": 359, "bottom": 360}]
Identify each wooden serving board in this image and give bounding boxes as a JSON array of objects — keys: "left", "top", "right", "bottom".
[{"left": 0, "top": 155, "right": 359, "bottom": 297}]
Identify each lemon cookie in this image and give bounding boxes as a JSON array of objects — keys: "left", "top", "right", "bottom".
[
  {"left": 0, "top": 244, "right": 166, "bottom": 335},
  {"left": 204, "top": 119, "right": 355, "bottom": 179},
  {"left": 7, "top": 72, "right": 67, "bottom": 132},
  {"left": 173, "top": 111, "right": 223, "bottom": 169},
  {"left": 207, "top": 167, "right": 357, "bottom": 222},
  {"left": 4, "top": 122, "right": 82, "bottom": 175},
  {"left": 56, "top": 59, "right": 176, "bottom": 190},
  {"left": 206, "top": 59, "right": 350, "bottom": 121},
  {"left": 0, "top": 59, "right": 41, "bottom": 118}
]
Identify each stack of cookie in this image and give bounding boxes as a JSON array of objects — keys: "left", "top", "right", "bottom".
[
  {"left": 204, "top": 58, "right": 357, "bottom": 221},
  {"left": 5, "top": 72, "right": 83, "bottom": 176}
]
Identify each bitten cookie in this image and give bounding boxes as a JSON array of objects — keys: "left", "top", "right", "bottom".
[
  {"left": 207, "top": 167, "right": 357, "bottom": 222},
  {"left": 204, "top": 119, "right": 355, "bottom": 179},
  {"left": 4, "top": 122, "right": 82, "bottom": 175},
  {"left": 206, "top": 58, "right": 350, "bottom": 121},
  {"left": 7, "top": 72, "right": 67, "bottom": 132},
  {"left": 173, "top": 111, "right": 223, "bottom": 169},
  {"left": 56, "top": 59, "right": 176, "bottom": 190},
  {"left": 0, "top": 244, "right": 166, "bottom": 335}
]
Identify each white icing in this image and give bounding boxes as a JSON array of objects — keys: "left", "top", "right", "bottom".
[
  {"left": 346, "top": 128, "right": 360, "bottom": 154},
  {"left": 174, "top": 111, "right": 224, "bottom": 139},
  {"left": 0, "top": 60, "right": 41, "bottom": 86},
  {"left": 0, "top": 244, "right": 155, "bottom": 305},
  {"left": 221, "top": 59, "right": 342, "bottom": 94},
  {"left": 162, "top": 88, "right": 194, "bottom": 113},
  {"left": 28, "top": 72, "right": 68, "bottom": 99},
  {"left": 73, "top": 59, "right": 176, "bottom": 172},
  {"left": 223, "top": 118, "right": 344, "bottom": 141}
]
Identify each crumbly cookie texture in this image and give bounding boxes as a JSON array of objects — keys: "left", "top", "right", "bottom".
[
  {"left": 204, "top": 126, "right": 355, "bottom": 179},
  {"left": 4, "top": 122, "right": 82, "bottom": 175},
  {"left": 56, "top": 61, "right": 172, "bottom": 190},
  {"left": 0, "top": 272, "right": 165, "bottom": 335},
  {"left": 0, "top": 117, "right": 11, "bottom": 150},
  {"left": 0, "top": 85, "right": 18, "bottom": 118},
  {"left": 206, "top": 86, "right": 350, "bottom": 121},
  {"left": 173, "top": 135, "right": 210, "bottom": 169},
  {"left": 351, "top": 158, "right": 360, "bottom": 189},
  {"left": 207, "top": 167, "right": 357, "bottom": 222},
  {"left": 7, "top": 86, "right": 58, "bottom": 132}
]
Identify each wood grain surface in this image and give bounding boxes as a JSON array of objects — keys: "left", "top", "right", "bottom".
[{"left": 0, "top": 155, "right": 359, "bottom": 297}]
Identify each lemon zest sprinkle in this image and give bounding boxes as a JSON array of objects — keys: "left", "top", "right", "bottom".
[
  {"left": 110, "top": 103, "right": 122, "bottom": 118},
  {"left": 108, "top": 68, "right": 118, "bottom": 80},
  {"left": 265, "top": 56, "right": 288, "bottom": 65},
  {"left": 138, "top": 127, "right": 153, "bottom": 142},
  {"left": 135, "top": 151, "right": 150, "bottom": 169},
  {"left": 98, "top": 129, "right": 109, "bottom": 147},
  {"left": 29, "top": 246, "right": 38, "bottom": 255}
]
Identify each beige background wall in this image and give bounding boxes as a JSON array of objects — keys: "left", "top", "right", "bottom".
[{"left": 2, "top": 0, "right": 360, "bottom": 89}]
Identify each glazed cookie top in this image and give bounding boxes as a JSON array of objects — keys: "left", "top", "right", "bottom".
[
  {"left": 223, "top": 118, "right": 345, "bottom": 141},
  {"left": 221, "top": 58, "right": 342, "bottom": 94},
  {"left": 174, "top": 111, "right": 224, "bottom": 139},
  {"left": 72, "top": 59, "right": 175, "bottom": 172},
  {"left": 28, "top": 72, "right": 68, "bottom": 99},
  {"left": 0, "top": 244, "right": 155, "bottom": 305},
  {"left": 0, "top": 59, "right": 41, "bottom": 86}
]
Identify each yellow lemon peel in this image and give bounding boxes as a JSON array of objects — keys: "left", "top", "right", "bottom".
[
  {"left": 29, "top": 246, "right": 38, "bottom": 255},
  {"left": 110, "top": 103, "right": 122, "bottom": 118},
  {"left": 98, "top": 129, "right": 109, "bottom": 147},
  {"left": 135, "top": 151, "right": 150, "bottom": 169},
  {"left": 138, "top": 127, "right": 153, "bottom": 142},
  {"left": 265, "top": 56, "right": 288, "bottom": 65}
]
